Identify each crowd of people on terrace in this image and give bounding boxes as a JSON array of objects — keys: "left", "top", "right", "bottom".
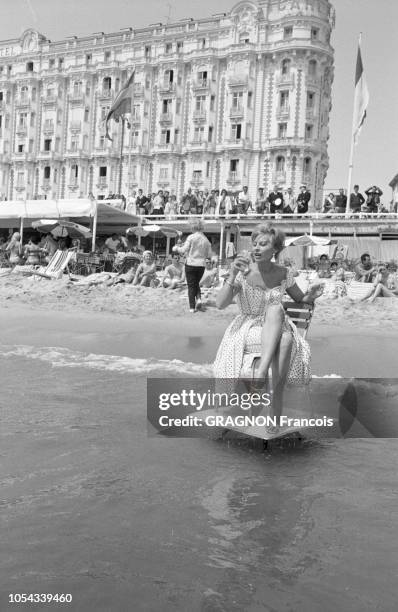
[{"left": 101, "top": 183, "right": 398, "bottom": 218}]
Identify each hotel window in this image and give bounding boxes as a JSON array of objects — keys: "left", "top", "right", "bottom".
[
  {"left": 305, "top": 124, "right": 313, "bottom": 140},
  {"left": 71, "top": 164, "right": 79, "bottom": 179},
  {"left": 103, "top": 77, "right": 111, "bottom": 91},
  {"left": 164, "top": 69, "right": 174, "bottom": 84},
  {"left": 195, "top": 96, "right": 206, "bottom": 112},
  {"left": 31, "top": 87, "right": 36, "bottom": 102},
  {"left": 210, "top": 95, "right": 215, "bottom": 111},
  {"left": 132, "top": 131, "right": 139, "bottom": 146},
  {"left": 30, "top": 112, "right": 35, "bottom": 127},
  {"left": 308, "top": 60, "right": 317, "bottom": 77},
  {"left": 162, "top": 99, "right": 172, "bottom": 114},
  {"left": 206, "top": 161, "right": 210, "bottom": 177},
  {"left": 278, "top": 123, "right": 287, "bottom": 138},
  {"left": 197, "top": 71, "right": 208, "bottom": 86},
  {"left": 276, "top": 156, "right": 285, "bottom": 173},
  {"left": 311, "top": 27, "right": 319, "bottom": 40},
  {"left": 177, "top": 41, "right": 183, "bottom": 53},
  {"left": 17, "top": 172, "right": 24, "bottom": 187},
  {"left": 49, "top": 58, "right": 55, "bottom": 68},
  {"left": 230, "top": 159, "right": 239, "bottom": 172},
  {"left": 161, "top": 129, "right": 171, "bottom": 144},
  {"left": 86, "top": 54, "right": 92, "bottom": 65},
  {"left": 73, "top": 81, "right": 82, "bottom": 95},
  {"left": 176, "top": 99, "right": 181, "bottom": 114},
  {"left": 99, "top": 166, "right": 107, "bottom": 177},
  {"left": 84, "top": 107, "right": 89, "bottom": 122},
  {"left": 0, "top": 115, "right": 2, "bottom": 128},
  {"left": 165, "top": 43, "right": 172, "bottom": 54},
  {"left": 281, "top": 59, "right": 291, "bottom": 75},
  {"left": 174, "top": 128, "right": 179, "bottom": 144},
  {"left": 0, "top": 92, "right": 2, "bottom": 101},
  {"left": 304, "top": 157, "right": 312, "bottom": 175},
  {"left": 133, "top": 104, "right": 140, "bottom": 119},
  {"left": 279, "top": 90, "right": 289, "bottom": 110},
  {"left": 104, "top": 50, "right": 111, "bottom": 63},
  {"left": 44, "top": 139, "right": 52, "bottom": 151},
  {"left": 58, "top": 58, "right": 64, "bottom": 69},
  {"left": 284, "top": 26, "right": 293, "bottom": 39},
  {"left": 193, "top": 170, "right": 202, "bottom": 181},
  {"left": 54, "top": 168, "right": 58, "bottom": 184},
  {"left": 232, "top": 91, "right": 243, "bottom": 109},
  {"left": 17, "top": 144, "right": 24, "bottom": 153},
  {"left": 99, "top": 135, "right": 105, "bottom": 149},
  {"left": 70, "top": 136, "right": 78, "bottom": 151},
  {"left": 201, "top": 38, "right": 206, "bottom": 49},
  {"left": 28, "top": 139, "right": 34, "bottom": 152},
  {"left": 231, "top": 123, "right": 242, "bottom": 141},
  {"left": 193, "top": 126, "right": 204, "bottom": 142},
  {"left": 239, "top": 32, "right": 250, "bottom": 44},
  {"left": 19, "top": 113, "right": 27, "bottom": 127},
  {"left": 159, "top": 167, "right": 168, "bottom": 179},
  {"left": 100, "top": 106, "right": 110, "bottom": 120},
  {"left": 44, "top": 166, "right": 51, "bottom": 179},
  {"left": 20, "top": 86, "right": 28, "bottom": 102},
  {"left": 307, "top": 92, "right": 315, "bottom": 109},
  {"left": 208, "top": 126, "right": 213, "bottom": 142},
  {"left": 247, "top": 91, "right": 253, "bottom": 108},
  {"left": 145, "top": 45, "right": 151, "bottom": 58},
  {"left": 7, "top": 65, "right": 12, "bottom": 76},
  {"left": 26, "top": 62, "right": 34, "bottom": 72},
  {"left": 55, "top": 137, "right": 61, "bottom": 151}
]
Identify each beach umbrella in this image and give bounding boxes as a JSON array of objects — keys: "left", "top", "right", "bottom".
[
  {"left": 160, "top": 227, "right": 181, "bottom": 238},
  {"left": 285, "top": 234, "right": 332, "bottom": 268},
  {"left": 32, "top": 219, "right": 92, "bottom": 238}
]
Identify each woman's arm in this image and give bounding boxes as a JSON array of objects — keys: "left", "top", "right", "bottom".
[
  {"left": 133, "top": 264, "right": 143, "bottom": 285},
  {"left": 216, "top": 272, "right": 239, "bottom": 309},
  {"left": 173, "top": 235, "right": 191, "bottom": 256}
]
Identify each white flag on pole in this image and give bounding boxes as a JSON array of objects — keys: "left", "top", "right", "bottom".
[{"left": 353, "top": 42, "right": 369, "bottom": 145}]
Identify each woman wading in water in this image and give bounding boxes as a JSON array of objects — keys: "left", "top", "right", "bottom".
[{"left": 214, "top": 224, "right": 323, "bottom": 431}]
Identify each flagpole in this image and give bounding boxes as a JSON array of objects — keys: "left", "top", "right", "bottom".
[
  {"left": 346, "top": 33, "right": 362, "bottom": 218},
  {"left": 118, "top": 117, "right": 125, "bottom": 195},
  {"left": 127, "top": 82, "right": 134, "bottom": 198}
]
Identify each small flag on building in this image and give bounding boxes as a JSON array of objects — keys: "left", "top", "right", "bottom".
[
  {"left": 352, "top": 42, "right": 369, "bottom": 145},
  {"left": 105, "top": 70, "right": 135, "bottom": 140}
]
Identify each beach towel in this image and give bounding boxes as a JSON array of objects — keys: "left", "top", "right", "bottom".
[{"left": 346, "top": 281, "right": 374, "bottom": 301}]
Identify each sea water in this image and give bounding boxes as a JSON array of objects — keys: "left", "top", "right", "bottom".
[{"left": 1, "top": 343, "right": 398, "bottom": 611}]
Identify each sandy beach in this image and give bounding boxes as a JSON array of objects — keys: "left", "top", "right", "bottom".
[{"left": 1, "top": 275, "right": 398, "bottom": 611}]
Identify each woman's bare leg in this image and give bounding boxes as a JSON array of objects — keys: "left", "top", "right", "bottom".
[
  {"left": 254, "top": 305, "right": 285, "bottom": 382},
  {"left": 271, "top": 331, "right": 293, "bottom": 421}
]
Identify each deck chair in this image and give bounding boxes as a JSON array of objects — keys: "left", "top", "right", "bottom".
[
  {"left": 31, "top": 249, "right": 75, "bottom": 279},
  {"left": 283, "top": 301, "right": 315, "bottom": 340}
]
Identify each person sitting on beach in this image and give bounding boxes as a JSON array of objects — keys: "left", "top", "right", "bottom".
[
  {"left": 367, "top": 265, "right": 398, "bottom": 302},
  {"left": 40, "top": 233, "right": 58, "bottom": 263},
  {"left": 162, "top": 254, "right": 185, "bottom": 289},
  {"left": 24, "top": 235, "right": 44, "bottom": 266},
  {"left": 5, "top": 232, "right": 22, "bottom": 266},
  {"left": 199, "top": 257, "right": 219, "bottom": 299},
  {"left": 214, "top": 224, "right": 324, "bottom": 429},
  {"left": 105, "top": 234, "right": 122, "bottom": 254},
  {"left": 355, "top": 253, "right": 376, "bottom": 282},
  {"left": 133, "top": 251, "right": 158, "bottom": 287},
  {"left": 317, "top": 254, "right": 331, "bottom": 278}
]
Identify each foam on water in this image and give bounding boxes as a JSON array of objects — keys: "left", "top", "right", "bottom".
[{"left": 0, "top": 343, "right": 342, "bottom": 379}]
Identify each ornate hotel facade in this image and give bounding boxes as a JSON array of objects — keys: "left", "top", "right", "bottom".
[{"left": 0, "top": 0, "right": 335, "bottom": 207}]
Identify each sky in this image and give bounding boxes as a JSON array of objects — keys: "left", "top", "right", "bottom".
[{"left": 0, "top": 0, "right": 397, "bottom": 198}]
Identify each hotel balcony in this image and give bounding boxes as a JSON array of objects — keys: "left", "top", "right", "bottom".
[
  {"left": 306, "top": 74, "right": 322, "bottom": 88},
  {"left": 15, "top": 125, "right": 28, "bottom": 137},
  {"left": 98, "top": 88, "right": 114, "bottom": 100},
  {"left": 158, "top": 81, "right": 176, "bottom": 94},
  {"left": 97, "top": 177, "right": 108, "bottom": 190},
  {"left": 188, "top": 140, "right": 209, "bottom": 151},
  {"left": 224, "top": 138, "right": 250, "bottom": 149},
  {"left": 67, "top": 179, "right": 80, "bottom": 190},
  {"left": 43, "top": 122, "right": 55, "bottom": 135},
  {"left": 156, "top": 142, "right": 174, "bottom": 153},
  {"left": 70, "top": 120, "right": 82, "bottom": 133},
  {"left": 276, "top": 106, "right": 290, "bottom": 120},
  {"left": 226, "top": 171, "right": 241, "bottom": 186},
  {"left": 42, "top": 94, "right": 58, "bottom": 106},
  {"left": 192, "top": 79, "right": 209, "bottom": 91},
  {"left": 229, "top": 106, "right": 244, "bottom": 119},
  {"left": 228, "top": 75, "right": 248, "bottom": 89},
  {"left": 192, "top": 110, "right": 207, "bottom": 122},
  {"left": 15, "top": 97, "right": 30, "bottom": 109},
  {"left": 276, "top": 72, "right": 296, "bottom": 87},
  {"left": 69, "top": 91, "right": 85, "bottom": 104},
  {"left": 306, "top": 108, "right": 316, "bottom": 121},
  {"left": 15, "top": 182, "right": 26, "bottom": 192},
  {"left": 37, "top": 150, "right": 62, "bottom": 161},
  {"left": 159, "top": 112, "right": 173, "bottom": 124},
  {"left": 272, "top": 171, "right": 287, "bottom": 185}
]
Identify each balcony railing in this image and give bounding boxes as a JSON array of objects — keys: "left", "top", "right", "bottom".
[
  {"left": 276, "top": 106, "right": 290, "bottom": 120},
  {"left": 70, "top": 91, "right": 85, "bottom": 103},
  {"left": 272, "top": 171, "right": 287, "bottom": 184},
  {"left": 192, "top": 79, "right": 209, "bottom": 91},
  {"left": 276, "top": 72, "right": 296, "bottom": 86},
  {"left": 230, "top": 106, "right": 244, "bottom": 118},
  {"left": 156, "top": 142, "right": 174, "bottom": 151},
  {"left": 98, "top": 88, "right": 114, "bottom": 99},
  {"left": 42, "top": 94, "right": 57, "bottom": 105},
  {"left": 306, "top": 108, "right": 316, "bottom": 120},
  {"left": 193, "top": 110, "right": 206, "bottom": 122},
  {"left": 70, "top": 120, "right": 82, "bottom": 132},
  {"left": 226, "top": 171, "right": 241, "bottom": 185},
  {"left": 43, "top": 122, "right": 55, "bottom": 135},
  {"left": 15, "top": 97, "right": 30, "bottom": 108},
  {"left": 16, "top": 125, "right": 28, "bottom": 136},
  {"left": 228, "top": 76, "right": 248, "bottom": 88},
  {"left": 158, "top": 81, "right": 176, "bottom": 93},
  {"left": 159, "top": 112, "right": 173, "bottom": 123}
]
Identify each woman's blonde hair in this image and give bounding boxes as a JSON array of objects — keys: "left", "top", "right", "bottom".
[
  {"left": 251, "top": 223, "right": 285, "bottom": 254},
  {"left": 190, "top": 219, "right": 204, "bottom": 233}
]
